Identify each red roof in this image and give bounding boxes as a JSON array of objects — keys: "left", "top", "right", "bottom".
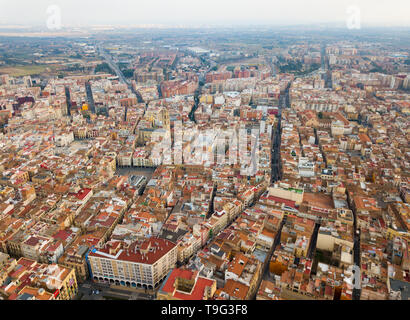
[
  {"left": 266, "top": 195, "right": 296, "bottom": 208},
  {"left": 160, "top": 268, "right": 214, "bottom": 300},
  {"left": 72, "top": 188, "right": 91, "bottom": 200},
  {"left": 378, "top": 217, "right": 386, "bottom": 229},
  {"left": 89, "top": 237, "right": 176, "bottom": 265},
  {"left": 17, "top": 258, "right": 36, "bottom": 268},
  {"left": 24, "top": 236, "right": 42, "bottom": 246},
  {"left": 88, "top": 215, "right": 116, "bottom": 228},
  {"left": 52, "top": 230, "right": 72, "bottom": 242}
]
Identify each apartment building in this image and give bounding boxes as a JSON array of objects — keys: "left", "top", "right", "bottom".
[
  {"left": 0, "top": 257, "right": 77, "bottom": 300},
  {"left": 88, "top": 237, "right": 177, "bottom": 289},
  {"left": 157, "top": 268, "right": 216, "bottom": 300}
]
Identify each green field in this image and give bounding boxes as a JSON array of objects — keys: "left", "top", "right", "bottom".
[{"left": 0, "top": 65, "right": 50, "bottom": 77}]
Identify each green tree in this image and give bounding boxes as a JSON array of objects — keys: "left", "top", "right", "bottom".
[
  {"left": 122, "top": 69, "right": 134, "bottom": 78},
  {"left": 208, "top": 229, "right": 213, "bottom": 239},
  {"left": 95, "top": 63, "right": 113, "bottom": 74}
]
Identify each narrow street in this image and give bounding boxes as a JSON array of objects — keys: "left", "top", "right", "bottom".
[
  {"left": 307, "top": 222, "right": 321, "bottom": 259},
  {"left": 188, "top": 85, "right": 202, "bottom": 123},
  {"left": 347, "top": 191, "right": 362, "bottom": 300},
  {"left": 250, "top": 82, "right": 293, "bottom": 298},
  {"left": 352, "top": 224, "right": 361, "bottom": 300},
  {"left": 271, "top": 82, "right": 291, "bottom": 183},
  {"left": 320, "top": 43, "right": 332, "bottom": 88},
  {"left": 188, "top": 54, "right": 216, "bottom": 123},
  {"left": 252, "top": 216, "right": 287, "bottom": 299}
]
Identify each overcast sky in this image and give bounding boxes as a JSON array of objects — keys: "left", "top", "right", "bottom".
[{"left": 0, "top": 0, "right": 409, "bottom": 28}]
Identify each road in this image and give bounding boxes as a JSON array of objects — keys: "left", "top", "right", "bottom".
[
  {"left": 307, "top": 223, "right": 321, "bottom": 259},
  {"left": 77, "top": 280, "right": 154, "bottom": 300},
  {"left": 188, "top": 54, "right": 216, "bottom": 123},
  {"left": 347, "top": 191, "right": 361, "bottom": 300},
  {"left": 265, "top": 56, "right": 278, "bottom": 76},
  {"left": 321, "top": 44, "right": 332, "bottom": 88},
  {"left": 97, "top": 45, "right": 144, "bottom": 121},
  {"left": 352, "top": 227, "right": 361, "bottom": 300},
  {"left": 252, "top": 216, "right": 287, "bottom": 300},
  {"left": 271, "top": 82, "right": 291, "bottom": 184},
  {"left": 188, "top": 85, "right": 202, "bottom": 123}
]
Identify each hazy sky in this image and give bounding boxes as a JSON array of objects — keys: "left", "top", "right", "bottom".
[{"left": 0, "top": 0, "right": 409, "bottom": 27}]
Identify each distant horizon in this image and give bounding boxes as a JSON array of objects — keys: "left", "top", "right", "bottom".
[
  {"left": 1, "top": 22, "right": 410, "bottom": 31},
  {"left": 0, "top": 0, "right": 409, "bottom": 29}
]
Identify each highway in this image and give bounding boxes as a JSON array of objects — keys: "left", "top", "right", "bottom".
[
  {"left": 97, "top": 45, "right": 144, "bottom": 121},
  {"left": 98, "top": 45, "right": 130, "bottom": 86}
]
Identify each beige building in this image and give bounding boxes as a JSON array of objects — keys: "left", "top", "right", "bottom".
[
  {"left": 58, "top": 244, "right": 90, "bottom": 283},
  {"left": 268, "top": 183, "right": 304, "bottom": 205},
  {"left": 88, "top": 237, "right": 177, "bottom": 289},
  {"left": 117, "top": 151, "right": 133, "bottom": 167},
  {"left": 0, "top": 257, "right": 77, "bottom": 300},
  {"left": 177, "top": 235, "right": 202, "bottom": 263}
]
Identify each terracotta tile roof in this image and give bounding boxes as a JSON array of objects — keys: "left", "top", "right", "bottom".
[
  {"left": 222, "top": 279, "right": 249, "bottom": 300},
  {"left": 160, "top": 268, "right": 215, "bottom": 300},
  {"left": 89, "top": 237, "right": 176, "bottom": 265}
]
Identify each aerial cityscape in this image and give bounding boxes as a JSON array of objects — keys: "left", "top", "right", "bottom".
[{"left": 0, "top": 1, "right": 409, "bottom": 306}]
